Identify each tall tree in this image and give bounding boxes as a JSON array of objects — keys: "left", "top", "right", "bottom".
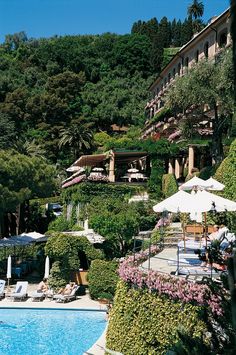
[
  {"left": 187, "top": 0, "right": 204, "bottom": 33},
  {"left": 58, "top": 117, "right": 93, "bottom": 160},
  {"left": 187, "top": 0, "right": 204, "bottom": 20}
]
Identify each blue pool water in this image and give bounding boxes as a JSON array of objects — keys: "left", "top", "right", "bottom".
[{"left": 0, "top": 308, "right": 106, "bottom": 355}]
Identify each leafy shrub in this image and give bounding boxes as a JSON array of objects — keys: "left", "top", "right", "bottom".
[
  {"left": 45, "top": 234, "right": 104, "bottom": 287},
  {"left": 214, "top": 139, "right": 236, "bottom": 230},
  {"left": 199, "top": 166, "right": 216, "bottom": 180},
  {"left": 70, "top": 224, "right": 84, "bottom": 231},
  {"left": 148, "top": 157, "right": 165, "bottom": 198},
  {"left": 138, "top": 214, "right": 156, "bottom": 231},
  {"left": 214, "top": 139, "right": 236, "bottom": 201},
  {"left": 88, "top": 259, "right": 118, "bottom": 300},
  {"left": 162, "top": 173, "right": 178, "bottom": 197},
  {"left": 48, "top": 261, "right": 69, "bottom": 291},
  {"left": 48, "top": 216, "right": 70, "bottom": 232},
  {"left": 106, "top": 280, "right": 208, "bottom": 355}
]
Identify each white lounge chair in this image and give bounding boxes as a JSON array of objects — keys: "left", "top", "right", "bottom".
[
  {"left": 29, "top": 291, "right": 45, "bottom": 302},
  {"left": 10, "top": 281, "right": 28, "bottom": 301},
  {"left": 0, "top": 279, "right": 6, "bottom": 299},
  {"left": 53, "top": 285, "right": 78, "bottom": 303}
]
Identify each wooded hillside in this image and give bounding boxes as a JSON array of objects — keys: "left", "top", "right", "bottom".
[{"left": 0, "top": 16, "right": 195, "bottom": 166}]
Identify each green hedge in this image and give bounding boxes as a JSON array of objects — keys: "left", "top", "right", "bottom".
[
  {"left": 106, "top": 280, "right": 207, "bottom": 355},
  {"left": 88, "top": 259, "right": 118, "bottom": 300},
  {"left": 162, "top": 173, "right": 178, "bottom": 198}
]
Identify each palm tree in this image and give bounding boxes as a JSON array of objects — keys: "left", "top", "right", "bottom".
[
  {"left": 59, "top": 117, "right": 93, "bottom": 159},
  {"left": 187, "top": 0, "right": 204, "bottom": 20}
]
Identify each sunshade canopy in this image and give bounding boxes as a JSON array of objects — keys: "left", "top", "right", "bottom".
[
  {"left": 152, "top": 190, "right": 210, "bottom": 213},
  {"left": 179, "top": 176, "right": 211, "bottom": 190},
  {"left": 153, "top": 190, "right": 236, "bottom": 214},
  {"left": 205, "top": 177, "right": 225, "bottom": 191}
]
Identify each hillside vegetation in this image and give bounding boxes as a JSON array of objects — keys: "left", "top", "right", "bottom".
[{"left": 0, "top": 15, "right": 195, "bottom": 167}]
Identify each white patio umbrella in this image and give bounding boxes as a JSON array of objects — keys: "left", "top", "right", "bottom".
[
  {"left": 92, "top": 167, "right": 104, "bottom": 172},
  {"left": 179, "top": 176, "right": 211, "bottom": 191},
  {"left": 153, "top": 190, "right": 211, "bottom": 213},
  {"left": 194, "top": 190, "right": 236, "bottom": 212},
  {"left": 127, "top": 168, "right": 139, "bottom": 173},
  {"left": 7, "top": 255, "right": 11, "bottom": 290},
  {"left": 44, "top": 256, "right": 50, "bottom": 279},
  {"left": 66, "top": 166, "right": 81, "bottom": 172},
  {"left": 7, "top": 255, "right": 11, "bottom": 279},
  {"left": 205, "top": 177, "right": 225, "bottom": 191}
]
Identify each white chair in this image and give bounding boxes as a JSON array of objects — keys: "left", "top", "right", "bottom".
[
  {"left": 9, "top": 281, "right": 28, "bottom": 301},
  {"left": 29, "top": 291, "right": 45, "bottom": 302},
  {"left": 0, "top": 279, "right": 6, "bottom": 299},
  {"left": 53, "top": 285, "right": 78, "bottom": 303}
]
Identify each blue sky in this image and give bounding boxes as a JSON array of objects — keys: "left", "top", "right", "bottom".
[{"left": 0, "top": 0, "right": 230, "bottom": 42}]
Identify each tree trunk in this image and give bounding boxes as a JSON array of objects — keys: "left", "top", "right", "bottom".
[{"left": 211, "top": 105, "right": 224, "bottom": 165}]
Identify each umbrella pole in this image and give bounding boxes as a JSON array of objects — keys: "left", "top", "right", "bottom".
[
  {"left": 7, "top": 278, "right": 10, "bottom": 292},
  {"left": 204, "top": 212, "right": 207, "bottom": 248},
  {"left": 182, "top": 216, "right": 186, "bottom": 252}
]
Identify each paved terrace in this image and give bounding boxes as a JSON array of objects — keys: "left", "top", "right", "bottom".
[{"left": 141, "top": 248, "right": 178, "bottom": 274}]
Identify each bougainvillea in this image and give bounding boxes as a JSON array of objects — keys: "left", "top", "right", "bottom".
[{"left": 118, "top": 248, "right": 224, "bottom": 316}]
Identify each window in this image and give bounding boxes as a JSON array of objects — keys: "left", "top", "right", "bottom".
[
  {"left": 168, "top": 73, "right": 171, "bottom": 83},
  {"left": 204, "top": 42, "right": 209, "bottom": 58},
  {"left": 195, "top": 50, "right": 199, "bottom": 63},
  {"left": 177, "top": 63, "right": 181, "bottom": 75},
  {"left": 219, "top": 30, "right": 227, "bottom": 48},
  {"left": 164, "top": 78, "right": 167, "bottom": 87},
  {"left": 173, "top": 68, "right": 176, "bottom": 78},
  {"left": 185, "top": 57, "right": 189, "bottom": 68}
]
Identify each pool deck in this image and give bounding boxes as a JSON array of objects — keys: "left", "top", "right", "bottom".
[{"left": 0, "top": 283, "right": 107, "bottom": 355}]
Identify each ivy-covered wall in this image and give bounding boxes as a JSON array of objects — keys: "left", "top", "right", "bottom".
[
  {"left": 62, "top": 182, "right": 145, "bottom": 205},
  {"left": 106, "top": 280, "right": 207, "bottom": 355}
]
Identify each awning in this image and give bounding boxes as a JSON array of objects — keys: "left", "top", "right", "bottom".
[
  {"left": 0, "top": 231, "right": 46, "bottom": 247},
  {"left": 73, "top": 154, "right": 108, "bottom": 167}
]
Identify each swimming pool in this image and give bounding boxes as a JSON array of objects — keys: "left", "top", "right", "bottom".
[{"left": 0, "top": 308, "right": 106, "bottom": 355}]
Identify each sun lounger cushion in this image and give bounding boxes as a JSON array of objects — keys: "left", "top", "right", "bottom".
[{"left": 10, "top": 281, "right": 28, "bottom": 300}]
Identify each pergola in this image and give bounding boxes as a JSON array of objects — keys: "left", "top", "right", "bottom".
[{"left": 71, "top": 150, "right": 148, "bottom": 182}]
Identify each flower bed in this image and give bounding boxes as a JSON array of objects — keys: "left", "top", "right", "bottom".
[{"left": 118, "top": 247, "right": 224, "bottom": 316}]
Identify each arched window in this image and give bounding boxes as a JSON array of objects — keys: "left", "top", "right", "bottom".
[
  {"left": 173, "top": 68, "right": 176, "bottom": 78},
  {"left": 219, "top": 30, "right": 227, "bottom": 48},
  {"left": 156, "top": 88, "right": 159, "bottom": 96},
  {"left": 164, "top": 78, "right": 167, "bottom": 87},
  {"left": 195, "top": 50, "right": 199, "bottom": 63},
  {"left": 168, "top": 73, "right": 171, "bottom": 83},
  {"left": 204, "top": 42, "right": 209, "bottom": 58},
  {"left": 185, "top": 57, "right": 189, "bottom": 68},
  {"left": 177, "top": 63, "right": 181, "bottom": 75}
]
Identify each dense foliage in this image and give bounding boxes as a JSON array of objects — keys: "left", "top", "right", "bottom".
[
  {"left": 88, "top": 259, "right": 118, "bottom": 300},
  {"left": 166, "top": 49, "right": 235, "bottom": 164},
  {"left": 45, "top": 233, "right": 103, "bottom": 288},
  {"left": 0, "top": 150, "right": 57, "bottom": 236},
  {"left": 214, "top": 138, "right": 236, "bottom": 201},
  {"left": 162, "top": 173, "right": 178, "bottom": 197},
  {"left": 0, "top": 32, "right": 156, "bottom": 166},
  {"left": 106, "top": 280, "right": 208, "bottom": 355}
]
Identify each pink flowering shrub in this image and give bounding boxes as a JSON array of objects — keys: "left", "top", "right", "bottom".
[{"left": 118, "top": 247, "right": 224, "bottom": 316}]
